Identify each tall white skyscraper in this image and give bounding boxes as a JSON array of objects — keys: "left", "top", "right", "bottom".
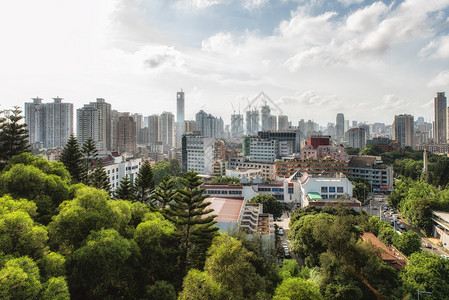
[
  {"left": 176, "top": 90, "right": 185, "bottom": 145},
  {"left": 25, "top": 97, "right": 73, "bottom": 149}
]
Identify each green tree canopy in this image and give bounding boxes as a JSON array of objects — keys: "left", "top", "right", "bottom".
[
  {"left": 178, "top": 269, "right": 228, "bottom": 300},
  {"left": 401, "top": 252, "right": 449, "bottom": 299},
  {"left": 48, "top": 186, "right": 130, "bottom": 254},
  {"left": 0, "top": 163, "right": 70, "bottom": 224},
  {"left": 134, "top": 213, "right": 179, "bottom": 286},
  {"left": 41, "top": 276, "right": 70, "bottom": 300},
  {"left": 167, "top": 172, "right": 218, "bottom": 272},
  {"left": 392, "top": 231, "right": 421, "bottom": 256},
  {"left": 67, "top": 229, "right": 140, "bottom": 299},
  {"left": 204, "top": 234, "right": 266, "bottom": 299},
  {"left": 134, "top": 161, "right": 154, "bottom": 203},
  {"left": 0, "top": 210, "right": 49, "bottom": 259},
  {"left": 249, "top": 194, "right": 283, "bottom": 219},
  {"left": 273, "top": 277, "right": 322, "bottom": 300},
  {"left": 151, "top": 176, "right": 177, "bottom": 213},
  {"left": 88, "top": 158, "right": 111, "bottom": 194},
  {"left": 360, "top": 145, "right": 384, "bottom": 156},
  {"left": 59, "top": 134, "right": 84, "bottom": 183},
  {"left": 0, "top": 256, "right": 42, "bottom": 299},
  {"left": 114, "top": 175, "right": 136, "bottom": 201},
  {"left": 37, "top": 252, "right": 66, "bottom": 281},
  {"left": 0, "top": 107, "right": 30, "bottom": 169}
]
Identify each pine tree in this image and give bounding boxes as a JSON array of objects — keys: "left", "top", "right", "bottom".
[
  {"left": 81, "top": 138, "right": 98, "bottom": 183},
  {"left": 152, "top": 176, "right": 176, "bottom": 212},
  {"left": 59, "top": 134, "right": 84, "bottom": 183},
  {"left": 114, "top": 176, "right": 136, "bottom": 200},
  {"left": 89, "top": 158, "right": 111, "bottom": 194},
  {"left": 167, "top": 172, "right": 218, "bottom": 273},
  {"left": 0, "top": 107, "right": 30, "bottom": 169},
  {"left": 134, "top": 161, "right": 154, "bottom": 203}
]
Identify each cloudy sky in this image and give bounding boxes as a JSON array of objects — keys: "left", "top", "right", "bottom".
[{"left": 1, "top": 0, "right": 449, "bottom": 126}]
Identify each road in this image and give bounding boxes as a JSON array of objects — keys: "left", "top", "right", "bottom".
[
  {"left": 274, "top": 212, "right": 305, "bottom": 266},
  {"left": 362, "top": 194, "right": 448, "bottom": 256}
]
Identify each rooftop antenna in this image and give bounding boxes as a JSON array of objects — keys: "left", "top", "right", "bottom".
[{"left": 231, "top": 103, "right": 236, "bottom": 114}]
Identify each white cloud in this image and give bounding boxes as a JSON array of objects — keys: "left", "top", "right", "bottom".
[
  {"left": 183, "top": 0, "right": 224, "bottom": 9},
  {"left": 428, "top": 70, "right": 449, "bottom": 87},
  {"left": 201, "top": 32, "right": 238, "bottom": 54},
  {"left": 420, "top": 35, "right": 449, "bottom": 58},
  {"left": 346, "top": 2, "right": 389, "bottom": 33},
  {"left": 243, "top": 0, "right": 270, "bottom": 10},
  {"left": 143, "top": 46, "right": 185, "bottom": 69},
  {"left": 338, "top": 0, "right": 365, "bottom": 6}
]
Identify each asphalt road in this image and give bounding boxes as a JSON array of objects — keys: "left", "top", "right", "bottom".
[
  {"left": 274, "top": 212, "right": 305, "bottom": 266},
  {"left": 362, "top": 194, "right": 448, "bottom": 256}
]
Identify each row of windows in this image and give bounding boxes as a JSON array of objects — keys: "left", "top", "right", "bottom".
[
  {"left": 321, "top": 186, "right": 344, "bottom": 193},
  {"left": 258, "top": 187, "right": 284, "bottom": 192},
  {"left": 206, "top": 190, "right": 243, "bottom": 195}
]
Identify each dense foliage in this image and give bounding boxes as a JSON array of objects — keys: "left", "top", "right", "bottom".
[
  {"left": 249, "top": 194, "right": 284, "bottom": 219},
  {"left": 287, "top": 206, "right": 433, "bottom": 299}
]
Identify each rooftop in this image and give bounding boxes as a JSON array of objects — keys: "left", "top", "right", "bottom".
[
  {"left": 362, "top": 232, "right": 407, "bottom": 269},
  {"left": 307, "top": 192, "right": 323, "bottom": 201},
  {"left": 205, "top": 197, "right": 244, "bottom": 223}
]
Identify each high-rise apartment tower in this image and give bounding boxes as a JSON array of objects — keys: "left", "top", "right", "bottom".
[
  {"left": 25, "top": 97, "right": 73, "bottom": 149},
  {"left": 177, "top": 90, "right": 185, "bottom": 144},
  {"left": 434, "top": 92, "right": 447, "bottom": 144}
]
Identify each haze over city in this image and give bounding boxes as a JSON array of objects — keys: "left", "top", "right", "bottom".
[{"left": 2, "top": 0, "right": 449, "bottom": 124}]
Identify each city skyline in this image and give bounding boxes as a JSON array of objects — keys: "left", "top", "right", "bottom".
[{"left": 2, "top": 0, "right": 449, "bottom": 124}]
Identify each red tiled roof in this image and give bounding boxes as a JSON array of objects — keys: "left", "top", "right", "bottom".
[{"left": 362, "top": 232, "right": 407, "bottom": 269}]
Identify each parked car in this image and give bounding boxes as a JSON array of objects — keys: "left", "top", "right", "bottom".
[
  {"left": 278, "top": 228, "right": 284, "bottom": 236},
  {"left": 422, "top": 242, "right": 432, "bottom": 249}
]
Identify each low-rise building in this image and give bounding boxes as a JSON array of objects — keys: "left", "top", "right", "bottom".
[
  {"left": 275, "top": 159, "right": 348, "bottom": 178},
  {"left": 228, "top": 157, "right": 275, "bottom": 179},
  {"left": 300, "top": 135, "right": 347, "bottom": 160},
  {"left": 362, "top": 233, "right": 408, "bottom": 269},
  {"left": 348, "top": 156, "right": 393, "bottom": 192},
  {"left": 104, "top": 157, "right": 142, "bottom": 192},
  {"left": 416, "top": 143, "right": 449, "bottom": 154}
]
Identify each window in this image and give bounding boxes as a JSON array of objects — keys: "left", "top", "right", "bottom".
[
  {"left": 337, "top": 187, "right": 344, "bottom": 193},
  {"left": 329, "top": 194, "right": 336, "bottom": 199},
  {"left": 272, "top": 188, "right": 284, "bottom": 192},
  {"left": 322, "top": 194, "right": 328, "bottom": 199},
  {"left": 288, "top": 188, "right": 294, "bottom": 194},
  {"left": 321, "top": 186, "right": 328, "bottom": 193},
  {"left": 329, "top": 187, "right": 336, "bottom": 193}
]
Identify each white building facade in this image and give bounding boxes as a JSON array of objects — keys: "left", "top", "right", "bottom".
[
  {"left": 105, "top": 157, "right": 142, "bottom": 192},
  {"left": 182, "top": 135, "right": 214, "bottom": 175}
]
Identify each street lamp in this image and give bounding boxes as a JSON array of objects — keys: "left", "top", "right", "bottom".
[{"left": 417, "top": 290, "right": 433, "bottom": 300}]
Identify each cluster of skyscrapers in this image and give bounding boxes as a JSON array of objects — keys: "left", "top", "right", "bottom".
[{"left": 24, "top": 91, "right": 444, "bottom": 162}]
